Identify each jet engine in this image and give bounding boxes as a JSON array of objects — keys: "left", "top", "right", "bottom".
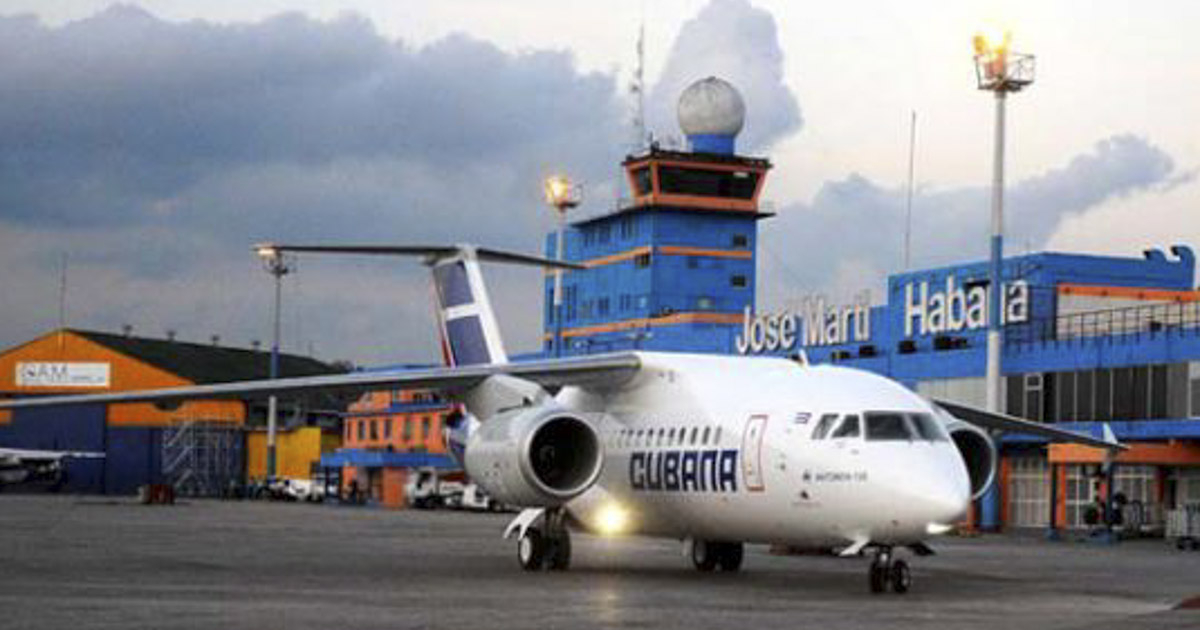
[
  {"left": 945, "top": 420, "right": 997, "bottom": 500},
  {"left": 463, "top": 404, "right": 603, "bottom": 507}
]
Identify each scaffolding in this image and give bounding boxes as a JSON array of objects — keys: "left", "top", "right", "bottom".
[{"left": 161, "top": 419, "right": 244, "bottom": 497}]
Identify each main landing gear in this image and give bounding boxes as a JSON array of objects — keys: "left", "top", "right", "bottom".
[
  {"left": 867, "top": 547, "right": 911, "bottom": 594},
  {"left": 516, "top": 508, "right": 571, "bottom": 571},
  {"left": 690, "top": 539, "right": 744, "bottom": 573}
]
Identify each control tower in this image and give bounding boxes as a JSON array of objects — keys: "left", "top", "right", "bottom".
[{"left": 542, "top": 77, "right": 773, "bottom": 355}]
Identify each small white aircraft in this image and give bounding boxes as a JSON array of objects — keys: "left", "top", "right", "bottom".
[
  {"left": 0, "top": 447, "right": 105, "bottom": 489},
  {"left": 0, "top": 244, "right": 1121, "bottom": 593}
]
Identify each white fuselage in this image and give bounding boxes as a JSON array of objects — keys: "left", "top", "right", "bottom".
[{"left": 561, "top": 352, "right": 971, "bottom": 548}]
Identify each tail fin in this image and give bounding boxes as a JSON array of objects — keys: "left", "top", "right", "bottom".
[{"left": 251, "top": 243, "right": 581, "bottom": 366}]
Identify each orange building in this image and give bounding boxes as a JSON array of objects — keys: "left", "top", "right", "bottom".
[
  {"left": 323, "top": 387, "right": 458, "bottom": 508},
  {"left": 0, "top": 328, "right": 342, "bottom": 494}
]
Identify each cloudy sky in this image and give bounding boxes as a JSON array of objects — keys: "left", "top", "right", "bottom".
[{"left": 1, "top": 0, "right": 1197, "bottom": 365}]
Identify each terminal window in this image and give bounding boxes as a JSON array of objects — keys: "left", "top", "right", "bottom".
[
  {"left": 635, "top": 253, "right": 651, "bottom": 268},
  {"left": 731, "top": 234, "right": 749, "bottom": 248},
  {"left": 619, "top": 216, "right": 636, "bottom": 239},
  {"left": 730, "top": 275, "right": 748, "bottom": 288},
  {"left": 631, "top": 167, "right": 652, "bottom": 195},
  {"left": 658, "top": 167, "right": 759, "bottom": 199}
]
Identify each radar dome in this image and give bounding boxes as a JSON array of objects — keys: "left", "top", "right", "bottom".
[{"left": 676, "top": 77, "right": 745, "bottom": 154}]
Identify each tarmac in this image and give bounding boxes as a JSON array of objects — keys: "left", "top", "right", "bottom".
[{"left": 1, "top": 495, "right": 1197, "bottom": 630}]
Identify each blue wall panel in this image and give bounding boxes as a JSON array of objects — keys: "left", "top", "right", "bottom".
[
  {"left": 1, "top": 405, "right": 107, "bottom": 492},
  {"left": 105, "top": 428, "right": 162, "bottom": 494}
]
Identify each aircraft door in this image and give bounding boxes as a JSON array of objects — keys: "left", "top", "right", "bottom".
[{"left": 742, "top": 415, "right": 768, "bottom": 492}]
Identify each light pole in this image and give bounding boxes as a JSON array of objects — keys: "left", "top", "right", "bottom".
[
  {"left": 544, "top": 175, "right": 580, "bottom": 357},
  {"left": 973, "top": 31, "right": 1034, "bottom": 415},
  {"left": 255, "top": 245, "right": 293, "bottom": 481}
]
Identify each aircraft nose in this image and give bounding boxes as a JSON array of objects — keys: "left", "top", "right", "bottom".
[
  {"left": 902, "top": 451, "right": 974, "bottom": 525},
  {"left": 919, "top": 460, "right": 972, "bottom": 524}
]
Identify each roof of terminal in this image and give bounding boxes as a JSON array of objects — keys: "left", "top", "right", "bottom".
[{"left": 71, "top": 328, "right": 342, "bottom": 385}]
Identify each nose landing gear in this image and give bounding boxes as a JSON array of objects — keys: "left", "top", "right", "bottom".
[{"left": 868, "top": 547, "right": 911, "bottom": 594}]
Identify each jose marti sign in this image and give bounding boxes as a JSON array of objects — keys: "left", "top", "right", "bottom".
[{"left": 736, "top": 276, "right": 1030, "bottom": 355}]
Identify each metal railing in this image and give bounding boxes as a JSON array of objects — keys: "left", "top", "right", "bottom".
[
  {"left": 1007, "top": 299, "right": 1200, "bottom": 347},
  {"left": 162, "top": 419, "right": 244, "bottom": 497}
]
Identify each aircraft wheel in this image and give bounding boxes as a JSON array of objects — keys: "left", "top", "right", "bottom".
[
  {"left": 547, "top": 530, "right": 572, "bottom": 571},
  {"left": 716, "top": 542, "right": 744, "bottom": 572},
  {"left": 691, "top": 540, "right": 718, "bottom": 572},
  {"left": 868, "top": 561, "right": 888, "bottom": 594},
  {"left": 890, "top": 559, "right": 911, "bottom": 594},
  {"left": 517, "top": 528, "right": 546, "bottom": 571}
]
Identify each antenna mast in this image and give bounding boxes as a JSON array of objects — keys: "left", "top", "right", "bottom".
[
  {"left": 630, "top": 15, "right": 646, "bottom": 152},
  {"left": 903, "top": 111, "right": 917, "bottom": 270},
  {"left": 57, "top": 252, "right": 68, "bottom": 331}
]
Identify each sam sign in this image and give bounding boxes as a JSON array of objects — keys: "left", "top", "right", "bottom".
[{"left": 16, "top": 362, "right": 111, "bottom": 388}]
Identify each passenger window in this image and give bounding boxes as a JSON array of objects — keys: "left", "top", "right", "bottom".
[
  {"left": 831, "top": 415, "right": 861, "bottom": 439},
  {"left": 865, "top": 413, "right": 912, "bottom": 441},
  {"left": 668, "top": 428, "right": 676, "bottom": 445},
  {"left": 702, "top": 427, "right": 711, "bottom": 445},
  {"left": 811, "top": 414, "right": 839, "bottom": 440},
  {"left": 690, "top": 427, "right": 698, "bottom": 445},
  {"left": 714, "top": 427, "right": 722, "bottom": 444}
]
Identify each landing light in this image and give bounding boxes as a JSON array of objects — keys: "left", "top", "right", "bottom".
[
  {"left": 926, "top": 522, "right": 954, "bottom": 536},
  {"left": 596, "top": 503, "right": 629, "bottom": 536}
]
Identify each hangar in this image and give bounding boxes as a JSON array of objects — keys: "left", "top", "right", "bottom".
[{"left": 0, "top": 328, "right": 342, "bottom": 494}]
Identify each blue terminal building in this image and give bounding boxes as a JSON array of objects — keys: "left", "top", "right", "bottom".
[{"left": 540, "top": 77, "right": 1200, "bottom": 534}]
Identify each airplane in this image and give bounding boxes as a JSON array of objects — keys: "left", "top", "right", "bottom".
[
  {"left": 0, "top": 244, "right": 1123, "bottom": 594},
  {"left": 0, "top": 447, "right": 105, "bottom": 490}
]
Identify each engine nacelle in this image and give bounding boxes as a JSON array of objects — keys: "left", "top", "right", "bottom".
[
  {"left": 946, "top": 420, "right": 998, "bottom": 500},
  {"left": 463, "top": 405, "right": 603, "bottom": 507}
]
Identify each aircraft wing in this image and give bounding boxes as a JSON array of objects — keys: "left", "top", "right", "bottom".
[
  {"left": 0, "top": 447, "right": 106, "bottom": 462},
  {"left": 0, "top": 353, "right": 642, "bottom": 410},
  {"left": 934, "top": 399, "right": 1125, "bottom": 451}
]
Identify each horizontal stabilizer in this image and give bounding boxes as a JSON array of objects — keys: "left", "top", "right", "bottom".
[
  {"left": 934, "top": 399, "right": 1126, "bottom": 451},
  {"left": 253, "top": 243, "right": 584, "bottom": 270},
  {"left": 0, "top": 447, "right": 106, "bottom": 461}
]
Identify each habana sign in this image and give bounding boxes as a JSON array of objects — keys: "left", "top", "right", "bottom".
[
  {"left": 903, "top": 276, "right": 1029, "bottom": 337},
  {"left": 735, "top": 275, "right": 1031, "bottom": 355}
]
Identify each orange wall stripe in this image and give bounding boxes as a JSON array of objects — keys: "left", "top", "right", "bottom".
[
  {"left": 657, "top": 246, "right": 752, "bottom": 259},
  {"left": 550, "top": 245, "right": 752, "bottom": 274},
  {"left": 546, "top": 311, "right": 743, "bottom": 339},
  {"left": 1049, "top": 441, "right": 1200, "bottom": 466},
  {"left": 581, "top": 246, "right": 653, "bottom": 268},
  {"left": 1058, "top": 283, "right": 1200, "bottom": 302}
]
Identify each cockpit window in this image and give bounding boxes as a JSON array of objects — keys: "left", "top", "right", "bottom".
[
  {"left": 861, "top": 411, "right": 949, "bottom": 442},
  {"left": 830, "top": 415, "right": 861, "bottom": 439},
  {"left": 810, "top": 414, "right": 839, "bottom": 440},
  {"left": 865, "top": 413, "right": 913, "bottom": 441},
  {"left": 909, "top": 413, "right": 949, "bottom": 441}
]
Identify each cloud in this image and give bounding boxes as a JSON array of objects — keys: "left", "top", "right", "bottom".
[
  {"left": 1046, "top": 177, "right": 1200, "bottom": 258},
  {"left": 647, "top": 0, "right": 800, "bottom": 152},
  {"left": 0, "top": 5, "right": 636, "bottom": 363},
  {"left": 757, "top": 135, "right": 1184, "bottom": 307},
  {"left": 0, "top": 1, "right": 802, "bottom": 365}
]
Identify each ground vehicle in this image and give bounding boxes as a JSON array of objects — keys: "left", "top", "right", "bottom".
[
  {"left": 445, "top": 483, "right": 502, "bottom": 511},
  {"left": 405, "top": 468, "right": 463, "bottom": 509}
]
